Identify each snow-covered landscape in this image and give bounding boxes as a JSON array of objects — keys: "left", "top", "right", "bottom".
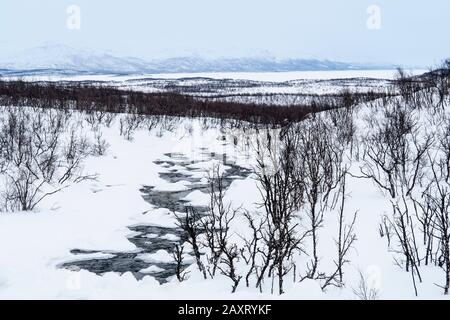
[{"left": 0, "top": 65, "right": 449, "bottom": 300}]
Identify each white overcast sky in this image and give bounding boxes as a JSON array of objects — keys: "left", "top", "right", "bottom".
[{"left": 1, "top": 0, "right": 449, "bottom": 66}]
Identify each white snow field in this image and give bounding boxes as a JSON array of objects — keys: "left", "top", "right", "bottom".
[
  {"left": 3, "top": 69, "right": 426, "bottom": 99},
  {"left": 0, "top": 71, "right": 448, "bottom": 300}
]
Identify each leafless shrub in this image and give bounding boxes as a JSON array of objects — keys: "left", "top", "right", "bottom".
[
  {"left": 119, "top": 113, "right": 145, "bottom": 141},
  {"left": 293, "top": 115, "right": 346, "bottom": 280},
  {"left": 201, "top": 166, "right": 240, "bottom": 279},
  {"left": 240, "top": 211, "right": 265, "bottom": 288},
  {"left": 254, "top": 128, "right": 306, "bottom": 294},
  {"left": 176, "top": 206, "right": 207, "bottom": 279},
  {"left": 423, "top": 120, "right": 450, "bottom": 294},
  {"left": 91, "top": 132, "right": 109, "bottom": 156},
  {"left": 172, "top": 244, "right": 189, "bottom": 282},
  {"left": 322, "top": 173, "right": 358, "bottom": 289},
  {"left": 359, "top": 100, "right": 433, "bottom": 295}
]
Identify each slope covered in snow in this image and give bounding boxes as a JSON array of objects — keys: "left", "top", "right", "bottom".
[{"left": 0, "top": 88, "right": 448, "bottom": 299}]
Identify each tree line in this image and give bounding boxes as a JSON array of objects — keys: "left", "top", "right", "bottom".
[{"left": 0, "top": 79, "right": 368, "bottom": 125}]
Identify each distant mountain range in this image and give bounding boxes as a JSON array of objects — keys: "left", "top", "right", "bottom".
[{"left": 0, "top": 44, "right": 395, "bottom": 76}]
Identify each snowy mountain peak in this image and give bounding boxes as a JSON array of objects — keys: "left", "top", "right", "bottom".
[
  {"left": 0, "top": 44, "right": 393, "bottom": 75},
  {"left": 0, "top": 44, "right": 149, "bottom": 74}
]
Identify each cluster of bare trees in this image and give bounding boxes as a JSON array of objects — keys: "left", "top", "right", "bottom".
[
  {"left": 0, "top": 101, "right": 169, "bottom": 212},
  {"left": 174, "top": 111, "right": 358, "bottom": 295},
  {"left": 252, "top": 129, "right": 306, "bottom": 294},
  {"left": 360, "top": 100, "right": 430, "bottom": 295},
  {"left": 359, "top": 64, "right": 450, "bottom": 295},
  {"left": 0, "top": 101, "right": 271, "bottom": 213},
  {"left": 175, "top": 166, "right": 244, "bottom": 293},
  {"left": 171, "top": 62, "right": 450, "bottom": 297},
  {"left": 0, "top": 106, "right": 95, "bottom": 211}
]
